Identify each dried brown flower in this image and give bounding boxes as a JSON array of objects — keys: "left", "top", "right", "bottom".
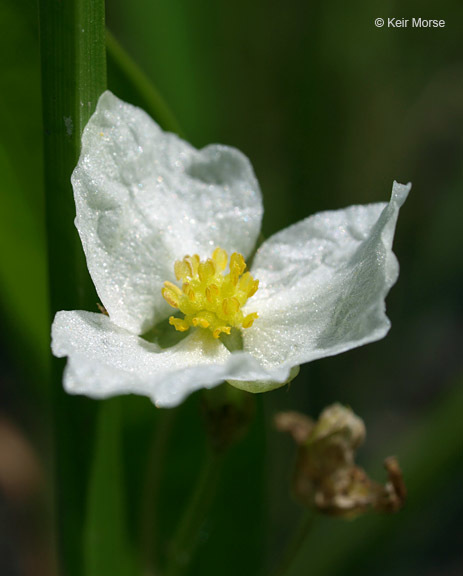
[{"left": 275, "top": 404, "right": 406, "bottom": 517}]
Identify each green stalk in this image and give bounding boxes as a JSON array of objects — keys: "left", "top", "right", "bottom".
[
  {"left": 164, "top": 450, "right": 224, "bottom": 576},
  {"left": 141, "top": 409, "right": 177, "bottom": 575},
  {"left": 39, "top": 1, "right": 106, "bottom": 575},
  {"left": 163, "top": 386, "right": 253, "bottom": 576},
  {"left": 84, "top": 398, "right": 134, "bottom": 576},
  {"left": 271, "top": 512, "right": 314, "bottom": 576},
  {"left": 106, "top": 29, "right": 184, "bottom": 136}
]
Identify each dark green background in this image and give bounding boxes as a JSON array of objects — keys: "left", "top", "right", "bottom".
[{"left": 0, "top": 0, "right": 462, "bottom": 575}]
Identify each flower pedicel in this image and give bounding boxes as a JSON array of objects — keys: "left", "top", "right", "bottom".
[{"left": 51, "top": 91, "right": 410, "bottom": 407}]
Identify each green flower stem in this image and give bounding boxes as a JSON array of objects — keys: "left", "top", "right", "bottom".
[
  {"left": 141, "top": 409, "right": 178, "bottom": 575},
  {"left": 271, "top": 512, "right": 314, "bottom": 576},
  {"left": 106, "top": 29, "right": 184, "bottom": 136},
  {"left": 39, "top": 1, "right": 106, "bottom": 575},
  {"left": 84, "top": 399, "right": 134, "bottom": 576},
  {"left": 164, "top": 449, "right": 224, "bottom": 576},
  {"left": 163, "top": 385, "right": 253, "bottom": 576}
]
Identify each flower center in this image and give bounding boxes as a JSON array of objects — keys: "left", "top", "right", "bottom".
[{"left": 162, "top": 247, "right": 259, "bottom": 339}]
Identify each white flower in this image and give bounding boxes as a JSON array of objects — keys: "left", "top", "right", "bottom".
[{"left": 51, "top": 91, "right": 410, "bottom": 408}]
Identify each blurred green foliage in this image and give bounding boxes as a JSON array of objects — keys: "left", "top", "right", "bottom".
[
  {"left": 0, "top": 0, "right": 48, "bottom": 382},
  {"left": 0, "top": 0, "right": 462, "bottom": 575}
]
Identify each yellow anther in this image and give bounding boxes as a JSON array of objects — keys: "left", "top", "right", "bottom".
[
  {"left": 192, "top": 316, "right": 210, "bottom": 328},
  {"left": 243, "top": 312, "right": 258, "bottom": 328},
  {"left": 198, "top": 259, "right": 215, "bottom": 282},
  {"left": 182, "top": 254, "right": 200, "bottom": 277},
  {"left": 174, "top": 260, "right": 191, "bottom": 281},
  {"left": 229, "top": 252, "right": 246, "bottom": 285},
  {"left": 248, "top": 279, "right": 259, "bottom": 298},
  {"left": 206, "top": 283, "right": 219, "bottom": 303},
  {"left": 238, "top": 271, "right": 253, "bottom": 292},
  {"left": 222, "top": 297, "right": 240, "bottom": 317},
  {"left": 164, "top": 280, "right": 181, "bottom": 294},
  {"left": 213, "top": 326, "right": 231, "bottom": 339},
  {"left": 212, "top": 247, "right": 228, "bottom": 271},
  {"left": 230, "top": 252, "right": 246, "bottom": 274},
  {"left": 162, "top": 281, "right": 182, "bottom": 308},
  {"left": 182, "top": 283, "right": 196, "bottom": 302},
  {"left": 169, "top": 317, "right": 189, "bottom": 332},
  {"left": 186, "top": 260, "right": 195, "bottom": 277},
  {"left": 162, "top": 247, "right": 259, "bottom": 338}
]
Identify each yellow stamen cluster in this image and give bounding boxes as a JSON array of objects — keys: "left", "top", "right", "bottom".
[{"left": 162, "top": 247, "right": 259, "bottom": 339}]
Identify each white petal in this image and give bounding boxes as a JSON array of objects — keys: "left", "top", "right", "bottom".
[
  {"left": 72, "top": 91, "right": 263, "bottom": 334},
  {"left": 51, "top": 310, "right": 290, "bottom": 407},
  {"left": 243, "top": 182, "right": 410, "bottom": 375}
]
